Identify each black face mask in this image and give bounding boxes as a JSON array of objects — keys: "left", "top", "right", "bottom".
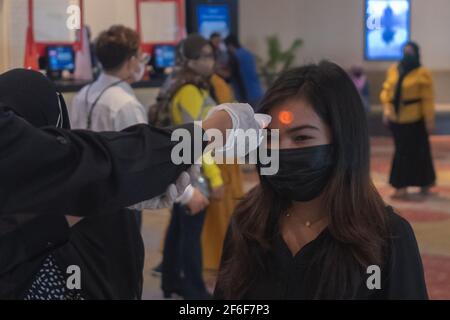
[
  {"left": 260, "top": 144, "right": 334, "bottom": 202},
  {"left": 400, "top": 53, "right": 420, "bottom": 74}
]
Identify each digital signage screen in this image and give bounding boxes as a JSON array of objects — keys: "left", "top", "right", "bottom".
[
  {"left": 365, "top": 0, "right": 411, "bottom": 61},
  {"left": 197, "top": 4, "right": 231, "bottom": 39}
]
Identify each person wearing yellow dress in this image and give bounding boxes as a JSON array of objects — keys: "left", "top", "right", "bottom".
[
  {"left": 161, "top": 34, "right": 224, "bottom": 299},
  {"left": 380, "top": 42, "right": 436, "bottom": 200},
  {"left": 202, "top": 72, "right": 244, "bottom": 271}
]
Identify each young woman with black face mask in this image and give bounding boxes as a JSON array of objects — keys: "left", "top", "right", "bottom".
[{"left": 214, "top": 61, "right": 428, "bottom": 300}]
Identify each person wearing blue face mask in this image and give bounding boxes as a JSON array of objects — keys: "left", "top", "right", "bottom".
[
  {"left": 70, "top": 25, "right": 149, "bottom": 133},
  {"left": 215, "top": 61, "right": 428, "bottom": 300},
  {"left": 71, "top": 25, "right": 151, "bottom": 228}
]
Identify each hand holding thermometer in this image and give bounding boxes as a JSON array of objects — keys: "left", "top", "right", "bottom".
[{"left": 205, "top": 103, "right": 272, "bottom": 160}]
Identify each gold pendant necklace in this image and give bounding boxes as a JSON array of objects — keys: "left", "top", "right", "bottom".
[{"left": 285, "top": 211, "right": 321, "bottom": 228}]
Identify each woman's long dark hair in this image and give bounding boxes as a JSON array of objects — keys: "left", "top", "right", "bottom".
[{"left": 217, "top": 61, "right": 389, "bottom": 299}]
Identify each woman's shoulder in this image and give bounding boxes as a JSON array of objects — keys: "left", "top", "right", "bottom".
[
  {"left": 386, "top": 64, "right": 398, "bottom": 75},
  {"left": 210, "top": 74, "right": 228, "bottom": 90},
  {"left": 176, "top": 83, "right": 200, "bottom": 94},
  {"left": 210, "top": 73, "right": 224, "bottom": 84},
  {"left": 415, "top": 67, "right": 433, "bottom": 84},
  {"left": 174, "top": 84, "right": 205, "bottom": 100},
  {"left": 385, "top": 206, "right": 415, "bottom": 239},
  {"left": 382, "top": 206, "right": 428, "bottom": 299},
  {"left": 386, "top": 205, "right": 411, "bottom": 231},
  {"left": 417, "top": 66, "right": 432, "bottom": 74},
  {"left": 383, "top": 65, "right": 399, "bottom": 84},
  {"left": 388, "top": 64, "right": 398, "bottom": 72}
]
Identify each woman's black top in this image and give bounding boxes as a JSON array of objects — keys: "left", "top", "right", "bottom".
[{"left": 215, "top": 208, "right": 428, "bottom": 300}]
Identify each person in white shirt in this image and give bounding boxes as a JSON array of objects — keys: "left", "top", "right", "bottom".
[
  {"left": 72, "top": 26, "right": 216, "bottom": 223},
  {"left": 71, "top": 25, "right": 174, "bottom": 227},
  {"left": 71, "top": 25, "right": 148, "bottom": 132}
]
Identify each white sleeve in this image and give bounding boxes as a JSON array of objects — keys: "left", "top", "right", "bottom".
[
  {"left": 128, "top": 197, "right": 161, "bottom": 211},
  {"left": 128, "top": 184, "right": 194, "bottom": 210},
  {"left": 113, "top": 101, "right": 148, "bottom": 131}
]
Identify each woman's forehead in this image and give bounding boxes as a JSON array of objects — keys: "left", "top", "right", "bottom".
[{"left": 268, "top": 99, "right": 322, "bottom": 129}]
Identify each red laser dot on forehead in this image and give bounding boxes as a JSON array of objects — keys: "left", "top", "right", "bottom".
[{"left": 279, "top": 111, "right": 294, "bottom": 125}]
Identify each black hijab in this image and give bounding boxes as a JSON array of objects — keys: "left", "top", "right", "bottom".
[
  {"left": 0, "top": 69, "right": 71, "bottom": 129},
  {"left": 393, "top": 41, "right": 422, "bottom": 114},
  {"left": 0, "top": 69, "right": 71, "bottom": 234}
]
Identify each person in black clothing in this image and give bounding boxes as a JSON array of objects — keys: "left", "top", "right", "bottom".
[
  {"left": 0, "top": 69, "right": 150, "bottom": 299},
  {"left": 380, "top": 42, "right": 436, "bottom": 200},
  {"left": 0, "top": 111, "right": 189, "bottom": 299},
  {"left": 0, "top": 71, "right": 262, "bottom": 298},
  {"left": 215, "top": 62, "right": 428, "bottom": 300}
]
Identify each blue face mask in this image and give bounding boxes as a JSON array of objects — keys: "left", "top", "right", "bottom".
[{"left": 260, "top": 144, "right": 335, "bottom": 202}]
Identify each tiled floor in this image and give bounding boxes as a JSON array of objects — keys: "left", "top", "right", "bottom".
[
  {"left": 371, "top": 136, "right": 450, "bottom": 299},
  {"left": 141, "top": 136, "right": 450, "bottom": 300}
]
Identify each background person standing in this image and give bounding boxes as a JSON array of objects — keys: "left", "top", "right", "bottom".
[
  {"left": 380, "top": 41, "right": 436, "bottom": 200},
  {"left": 225, "top": 34, "right": 264, "bottom": 110}
]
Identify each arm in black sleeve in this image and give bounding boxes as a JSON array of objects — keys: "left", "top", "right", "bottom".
[
  {"left": 0, "top": 110, "right": 206, "bottom": 216},
  {"left": 384, "top": 212, "right": 429, "bottom": 300}
]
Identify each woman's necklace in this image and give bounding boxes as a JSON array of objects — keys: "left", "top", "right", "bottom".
[{"left": 285, "top": 209, "right": 327, "bottom": 228}]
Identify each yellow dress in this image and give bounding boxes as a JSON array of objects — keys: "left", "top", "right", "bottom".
[
  {"left": 157, "top": 82, "right": 224, "bottom": 255},
  {"left": 170, "top": 84, "right": 224, "bottom": 189},
  {"left": 380, "top": 65, "right": 435, "bottom": 124},
  {"left": 201, "top": 74, "right": 244, "bottom": 271}
]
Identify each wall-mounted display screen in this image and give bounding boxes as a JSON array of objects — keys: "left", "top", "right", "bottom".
[
  {"left": 197, "top": 4, "right": 231, "bottom": 38},
  {"left": 47, "top": 46, "right": 75, "bottom": 72},
  {"left": 154, "top": 45, "right": 176, "bottom": 69},
  {"left": 365, "top": 0, "right": 411, "bottom": 61}
]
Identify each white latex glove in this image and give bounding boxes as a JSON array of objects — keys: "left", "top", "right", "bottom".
[
  {"left": 184, "top": 187, "right": 210, "bottom": 216},
  {"left": 177, "top": 184, "right": 194, "bottom": 205},
  {"left": 205, "top": 103, "right": 272, "bottom": 158},
  {"left": 129, "top": 171, "right": 191, "bottom": 210},
  {"left": 206, "top": 103, "right": 271, "bottom": 132}
]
